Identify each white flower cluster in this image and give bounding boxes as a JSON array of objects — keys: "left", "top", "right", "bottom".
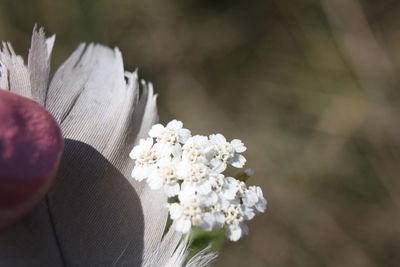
[{"left": 130, "top": 120, "right": 267, "bottom": 241}]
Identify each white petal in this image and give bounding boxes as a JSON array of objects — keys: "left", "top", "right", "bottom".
[
  {"left": 231, "top": 154, "right": 246, "bottom": 168},
  {"left": 240, "top": 223, "right": 249, "bottom": 236},
  {"left": 131, "top": 165, "right": 148, "bottom": 181},
  {"left": 171, "top": 144, "right": 183, "bottom": 158},
  {"left": 214, "top": 212, "right": 225, "bottom": 227},
  {"left": 177, "top": 162, "right": 191, "bottom": 179},
  {"left": 169, "top": 203, "right": 183, "bottom": 220},
  {"left": 178, "top": 187, "right": 196, "bottom": 203},
  {"left": 225, "top": 226, "right": 242, "bottom": 242},
  {"left": 148, "top": 175, "right": 163, "bottom": 190},
  {"left": 200, "top": 192, "right": 218, "bottom": 206},
  {"left": 242, "top": 206, "right": 255, "bottom": 221},
  {"left": 197, "top": 181, "right": 212, "bottom": 195},
  {"left": 178, "top": 128, "right": 191, "bottom": 144},
  {"left": 231, "top": 139, "right": 246, "bottom": 153},
  {"left": 211, "top": 159, "right": 227, "bottom": 173},
  {"left": 243, "top": 188, "right": 258, "bottom": 207},
  {"left": 199, "top": 213, "right": 214, "bottom": 231},
  {"left": 153, "top": 142, "right": 172, "bottom": 157},
  {"left": 175, "top": 219, "right": 191, "bottom": 233},
  {"left": 209, "top": 133, "right": 226, "bottom": 144},
  {"left": 149, "top": 124, "right": 164, "bottom": 137},
  {"left": 255, "top": 196, "right": 267, "bottom": 213},
  {"left": 142, "top": 137, "right": 154, "bottom": 149},
  {"left": 222, "top": 184, "right": 238, "bottom": 200},
  {"left": 165, "top": 184, "right": 180, "bottom": 197},
  {"left": 222, "top": 186, "right": 238, "bottom": 200},
  {"left": 167, "top": 119, "right": 183, "bottom": 130},
  {"left": 253, "top": 186, "right": 267, "bottom": 212}
]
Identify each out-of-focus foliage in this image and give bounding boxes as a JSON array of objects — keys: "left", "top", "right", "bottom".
[{"left": 1, "top": 0, "right": 400, "bottom": 266}]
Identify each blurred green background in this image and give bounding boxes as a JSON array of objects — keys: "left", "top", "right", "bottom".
[{"left": 1, "top": 0, "right": 400, "bottom": 266}]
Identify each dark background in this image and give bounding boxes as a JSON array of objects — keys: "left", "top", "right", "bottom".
[{"left": 1, "top": 0, "right": 400, "bottom": 266}]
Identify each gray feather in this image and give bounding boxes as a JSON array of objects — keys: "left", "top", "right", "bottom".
[
  {"left": 142, "top": 223, "right": 183, "bottom": 266},
  {"left": 28, "top": 25, "right": 52, "bottom": 106},
  {"left": 0, "top": 27, "right": 184, "bottom": 266},
  {"left": 186, "top": 246, "right": 218, "bottom": 267},
  {"left": 0, "top": 42, "right": 31, "bottom": 97},
  {"left": 147, "top": 231, "right": 218, "bottom": 267}
]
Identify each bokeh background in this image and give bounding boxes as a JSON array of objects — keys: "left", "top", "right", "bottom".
[{"left": 1, "top": 0, "right": 400, "bottom": 266}]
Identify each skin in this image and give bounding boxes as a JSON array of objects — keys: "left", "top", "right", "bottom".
[{"left": 0, "top": 90, "right": 63, "bottom": 228}]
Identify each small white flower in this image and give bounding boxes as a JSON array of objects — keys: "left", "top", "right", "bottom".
[
  {"left": 201, "top": 209, "right": 225, "bottom": 231},
  {"left": 130, "top": 138, "right": 159, "bottom": 181},
  {"left": 242, "top": 186, "right": 259, "bottom": 207},
  {"left": 202, "top": 197, "right": 226, "bottom": 231},
  {"left": 169, "top": 203, "right": 192, "bottom": 233},
  {"left": 147, "top": 158, "right": 181, "bottom": 197},
  {"left": 129, "top": 137, "right": 153, "bottom": 160},
  {"left": 209, "top": 134, "right": 247, "bottom": 171},
  {"left": 231, "top": 139, "right": 247, "bottom": 153},
  {"left": 225, "top": 223, "right": 249, "bottom": 242},
  {"left": 221, "top": 177, "right": 240, "bottom": 200},
  {"left": 149, "top": 120, "right": 191, "bottom": 148},
  {"left": 224, "top": 178, "right": 247, "bottom": 200},
  {"left": 179, "top": 162, "right": 212, "bottom": 195},
  {"left": 182, "top": 135, "right": 213, "bottom": 164},
  {"left": 209, "top": 134, "right": 233, "bottom": 172},
  {"left": 169, "top": 189, "right": 204, "bottom": 233},
  {"left": 249, "top": 186, "right": 267, "bottom": 213},
  {"left": 241, "top": 205, "right": 255, "bottom": 221},
  {"left": 199, "top": 191, "right": 219, "bottom": 206},
  {"left": 209, "top": 175, "right": 224, "bottom": 193},
  {"left": 222, "top": 204, "right": 248, "bottom": 241},
  {"left": 230, "top": 154, "right": 246, "bottom": 168}
]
